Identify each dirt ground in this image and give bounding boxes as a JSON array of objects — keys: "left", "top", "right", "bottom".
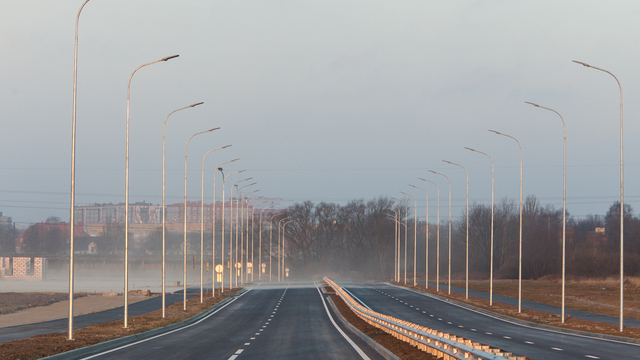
[
  {"left": 0, "top": 293, "right": 149, "bottom": 328},
  {"left": 326, "top": 287, "right": 437, "bottom": 360},
  {"left": 397, "top": 278, "right": 640, "bottom": 339},
  {"left": 0, "top": 289, "right": 240, "bottom": 360}
]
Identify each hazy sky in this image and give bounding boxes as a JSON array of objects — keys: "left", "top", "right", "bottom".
[{"left": 2, "top": 1, "right": 640, "bottom": 226}]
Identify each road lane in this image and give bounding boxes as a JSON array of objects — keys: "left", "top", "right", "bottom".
[
  {"left": 342, "top": 281, "right": 640, "bottom": 360},
  {"left": 83, "top": 285, "right": 379, "bottom": 360},
  {"left": 0, "top": 293, "right": 191, "bottom": 343}
]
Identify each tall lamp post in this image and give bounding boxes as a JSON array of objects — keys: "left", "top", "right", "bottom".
[
  {"left": 443, "top": 160, "right": 469, "bottom": 299},
  {"left": 230, "top": 178, "right": 252, "bottom": 288},
  {"left": 68, "top": 0, "right": 91, "bottom": 340},
  {"left": 214, "top": 160, "right": 239, "bottom": 295},
  {"left": 125, "top": 54, "right": 179, "bottom": 327},
  {"left": 277, "top": 217, "right": 289, "bottom": 281},
  {"left": 489, "top": 130, "right": 523, "bottom": 312},
  {"left": 409, "top": 185, "right": 428, "bottom": 288},
  {"left": 162, "top": 102, "right": 204, "bottom": 315},
  {"left": 465, "top": 147, "right": 495, "bottom": 305},
  {"left": 419, "top": 178, "right": 439, "bottom": 291},
  {"left": 218, "top": 169, "right": 245, "bottom": 292},
  {"left": 573, "top": 60, "right": 625, "bottom": 332},
  {"left": 182, "top": 128, "right": 218, "bottom": 310},
  {"left": 429, "top": 170, "right": 452, "bottom": 294},
  {"left": 392, "top": 197, "right": 409, "bottom": 285},
  {"left": 400, "top": 191, "right": 418, "bottom": 286},
  {"left": 199, "top": 145, "right": 231, "bottom": 302},
  {"left": 269, "top": 213, "right": 282, "bottom": 282},
  {"left": 238, "top": 188, "right": 258, "bottom": 283},
  {"left": 526, "top": 101, "right": 567, "bottom": 321},
  {"left": 386, "top": 207, "right": 399, "bottom": 282},
  {"left": 259, "top": 205, "right": 274, "bottom": 281},
  {"left": 247, "top": 198, "right": 266, "bottom": 282},
  {"left": 282, "top": 220, "right": 293, "bottom": 280}
]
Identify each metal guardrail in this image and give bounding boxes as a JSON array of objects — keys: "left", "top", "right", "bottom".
[{"left": 324, "top": 277, "right": 527, "bottom": 360}]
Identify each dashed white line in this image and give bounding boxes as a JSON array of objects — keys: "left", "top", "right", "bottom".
[
  {"left": 585, "top": 356, "right": 600, "bottom": 359},
  {"left": 525, "top": 341, "right": 534, "bottom": 345},
  {"left": 485, "top": 332, "right": 492, "bottom": 335},
  {"left": 244, "top": 343, "right": 250, "bottom": 345},
  {"left": 503, "top": 336, "right": 511, "bottom": 339},
  {"left": 552, "top": 347, "right": 563, "bottom": 351}
]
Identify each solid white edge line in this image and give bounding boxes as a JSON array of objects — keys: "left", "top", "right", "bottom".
[
  {"left": 315, "top": 283, "right": 371, "bottom": 360},
  {"left": 343, "top": 287, "right": 373, "bottom": 311},
  {"left": 81, "top": 289, "right": 252, "bottom": 359},
  {"left": 385, "top": 283, "right": 640, "bottom": 348}
]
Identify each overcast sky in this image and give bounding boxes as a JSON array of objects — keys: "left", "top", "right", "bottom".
[{"left": 2, "top": 1, "right": 640, "bottom": 226}]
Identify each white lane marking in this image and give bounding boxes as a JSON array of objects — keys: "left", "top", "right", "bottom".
[
  {"left": 585, "top": 356, "right": 600, "bottom": 359},
  {"left": 471, "top": 329, "right": 476, "bottom": 331},
  {"left": 422, "top": 311, "right": 426, "bottom": 313},
  {"left": 255, "top": 333, "right": 260, "bottom": 335},
  {"left": 525, "top": 341, "right": 534, "bottom": 345},
  {"left": 250, "top": 337, "right": 255, "bottom": 340},
  {"left": 552, "top": 347, "right": 563, "bottom": 351},
  {"left": 438, "top": 318, "right": 442, "bottom": 321},
  {"left": 235, "top": 349, "right": 244, "bottom": 354},
  {"left": 485, "top": 332, "right": 492, "bottom": 335},
  {"left": 228, "top": 356, "right": 238, "bottom": 360},
  {"left": 447, "top": 322, "right": 452, "bottom": 324},
  {"left": 259, "top": 329, "right": 263, "bottom": 331},
  {"left": 316, "top": 285, "right": 371, "bottom": 360},
  {"left": 458, "top": 325, "right": 464, "bottom": 328},
  {"left": 244, "top": 343, "right": 250, "bottom": 345},
  {"left": 387, "top": 283, "right": 640, "bottom": 349},
  {"left": 503, "top": 336, "right": 511, "bottom": 339},
  {"left": 430, "top": 314, "right": 434, "bottom": 317},
  {"left": 81, "top": 290, "right": 251, "bottom": 359}
]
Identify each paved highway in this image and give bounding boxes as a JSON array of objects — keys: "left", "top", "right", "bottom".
[
  {"left": 79, "top": 283, "right": 383, "bottom": 360},
  {"left": 341, "top": 281, "right": 640, "bottom": 360}
]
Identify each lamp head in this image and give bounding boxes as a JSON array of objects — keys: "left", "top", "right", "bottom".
[
  {"left": 428, "top": 170, "right": 437, "bottom": 174},
  {"left": 218, "top": 167, "right": 223, "bottom": 172},
  {"left": 442, "top": 160, "right": 452, "bottom": 165},
  {"left": 488, "top": 129, "right": 501, "bottom": 135},
  {"left": 222, "top": 145, "right": 232, "bottom": 149},
  {"left": 162, "top": 55, "right": 179, "bottom": 61},
  {"left": 464, "top": 147, "right": 475, "bottom": 152},
  {"left": 208, "top": 127, "right": 220, "bottom": 132},
  {"left": 190, "top": 102, "right": 204, "bottom": 107},
  {"left": 524, "top": 101, "right": 540, "bottom": 107}
]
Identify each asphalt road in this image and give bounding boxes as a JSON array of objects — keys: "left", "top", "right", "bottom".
[
  {"left": 417, "top": 281, "right": 640, "bottom": 329},
  {"left": 0, "top": 293, "right": 190, "bottom": 343},
  {"left": 79, "top": 284, "right": 383, "bottom": 360},
  {"left": 341, "top": 281, "right": 640, "bottom": 360}
]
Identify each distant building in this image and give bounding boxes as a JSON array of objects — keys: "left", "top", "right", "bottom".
[
  {"left": 15, "top": 222, "right": 89, "bottom": 254},
  {"left": 0, "top": 256, "right": 47, "bottom": 281},
  {"left": 0, "top": 212, "right": 11, "bottom": 228}
]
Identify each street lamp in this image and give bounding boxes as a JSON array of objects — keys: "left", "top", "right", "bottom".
[
  {"left": 219, "top": 169, "right": 245, "bottom": 291},
  {"left": 429, "top": 170, "right": 452, "bottom": 294},
  {"left": 269, "top": 212, "right": 282, "bottom": 282},
  {"left": 465, "top": 147, "right": 495, "bottom": 305},
  {"left": 277, "top": 217, "right": 289, "bottom": 281},
  {"left": 443, "top": 160, "right": 469, "bottom": 299},
  {"left": 386, "top": 207, "right": 399, "bottom": 282},
  {"left": 68, "top": 0, "right": 91, "bottom": 340},
  {"left": 573, "top": 60, "right": 625, "bottom": 332},
  {"left": 238, "top": 188, "right": 258, "bottom": 284},
  {"left": 125, "top": 54, "right": 179, "bottom": 327},
  {"left": 214, "top": 160, "right": 239, "bottom": 295},
  {"left": 199, "top": 145, "right": 231, "bottom": 302},
  {"left": 230, "top": 178, "right": 252, "bottom": 288},
  {"left": 162, "top": 102, "right": 204, "bottom": 315},
  {"left": 409, "top": 185, "right": 429, "bottom": 289},
  {"left": 282, "top": 220, "right": 294, "bottom": 280},
  {"left": 393, "top": 197, "right": 409, "bottom": 285},
  {"left": 212, "top": 159, "right": 238, "bottom": 296},
  {"left": 183, "top": 128, "right": 218, "bottom": 310},
  {"left": 259, "top": 205, "right": 274, "bottom": 281},
  {"left": 419, "top": 178, "right": 440, "bottom": 291},
  {"left": 400, "top": 191, "right": 418, "bottom": 286},
  {"left": 246, "top": 198, "right": 265, "bottom": 282},
  {"left": 526, "top": 101, "right": 567, "bottom": 321},
  {"left": 489, "top": 130, "right": 523, "bottom": 312}
]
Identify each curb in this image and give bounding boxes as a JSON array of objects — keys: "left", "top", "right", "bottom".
[
  {"left": 385, "top": 282, "right": 640, "bottom": 345},
  {"left": 43, "top": 289, "right": 248, "bottom": 360},
  {"left": 325, "top": 294, "right": 400, "bottom": 360}
]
